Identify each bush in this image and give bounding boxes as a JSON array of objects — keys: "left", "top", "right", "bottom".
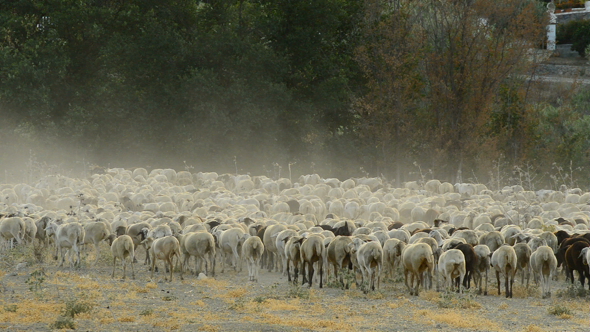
[
  {"left": 571, "top": 20, "right": 590, "bottom": 56},
  {"left": 557, "top": 20, "right": 581, "bottom": 44}
]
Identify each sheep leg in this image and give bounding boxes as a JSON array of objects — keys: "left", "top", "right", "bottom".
[
  {"left": 308, "top": 262, "right": 315, "bottom": 288},
  {"left": 150, "top": 257, "right": 156, "bottom": 280},
  {"left": 231, "top": 247, "right": 239, "bottom": 272},
  {"left": 122, "top": 256, "right": 127, "bottom": 280},
  {"left": 130, "top": 256, "right": 135, "bottom": 280},
  {"left": 112, "top": 257, "right": 117, "bottom": 278},
  {"left": 319, "top": 262, "right": 323, "bottom": 289},
  {"left": 415, "top": 273, "right": 422, "bottom": 296},
  {"left": 496, "top": 271, "right": 501, "bottom": 295},
  {"left": 404, "top": 269, "right": 411, "bottom": 295},
  {"left": 95, "top": 243, "right": 101, "bottom": 264},
  {"left": 286, "top": 259, "right": 292, "bottom": 282},
  {"left": 484, "top": 268, "right": 488, "bottom": 296},
  {"left": 505, "top": 273, "right": 509, "bottom": 298},
  {"left": 167, "top": 256, "right": 173, "bottom": 282}
]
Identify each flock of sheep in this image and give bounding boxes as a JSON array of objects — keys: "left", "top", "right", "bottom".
[{"left": 1, "top": 168, "right": 590, "bottom": 300}]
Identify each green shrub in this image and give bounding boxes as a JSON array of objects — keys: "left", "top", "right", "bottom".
[
  {"left": 570, "top": 20, "right": 590, "bottom": 56},
  {"left": 557, "top": 20, "right": 581, "bottom": 44}
]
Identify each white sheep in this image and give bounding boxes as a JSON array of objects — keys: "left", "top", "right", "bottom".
[
  {"left": 0, "top": 217, "right": 25, "bottom": 249},
  {"left": 514, "top": 242, "right": 532, "bottom": 287},
  {"left": 241, "top": 236, "right": 264, "bottom": 281},
  {"left": 491, "top": 245, "right": 518, "bottom": 298},
  {"left": 22, "top": 217, "right": 37, "bottom": 244},
  {"left": 46, "top": 222, "right": 85, "bottom": 268},
  {"left": 326, "top": 235, "right": 354, "bottom": 289},
  {"left": 478, "top": 231, "right": 505, "bottom": 253},
  {"left": 147, "top": 223, "right": 173, "bottom": 239},
  {"left": 263, "top": 224, "right": 287, "bottom": 272},
  {"left": 473, "top": 244, "right": 491, "bottom": 295},
  {"left": 111, "top": 235, "right": 135, "bottom": 279},
  {"left": 382, "top": 238, "right": 406, "bottom": 280},
  {"left": 285, "top": 235, "right": 305, "bottom": 284},
  {"left": 530, "top": 246, "right": 557, "bottom": 298},
  {"left": 275, "top": 229, "right": 299, "bottom": 276},
  {"left": 402, "top": 243, "right": 434, "bottom": 296},
  {"left": 181, "top": 231, "right": 216, "bottom": 276},
  {"left": 83, "top": 221, "right": 115, "bottom": 263},
  {"left": 300, "top": 234, "right": 325, "bottom": 288},
  {"left": 144, "top": 235, "right": 182, "bottom": 282},
  {"left": 126, "top": 222, "right": 152, "bottom": 265},
  {"left": 438, "top": 249, "right": 466, "bottom": 293},
  {"left": 350, "top": 238, "right": 383, "bottom": 292},
  {"left": 218, "top": 227, "right": 249, "bottom": 273}
]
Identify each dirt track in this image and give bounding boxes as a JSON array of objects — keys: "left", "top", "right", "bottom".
[{"left": 0, "top": 244, "right": 588, "bottom": 332}]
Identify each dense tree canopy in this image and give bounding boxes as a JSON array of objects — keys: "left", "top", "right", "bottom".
[{"left": 1, "top": 0, "right": 589, "bottom": 189}]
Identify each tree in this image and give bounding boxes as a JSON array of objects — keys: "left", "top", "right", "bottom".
[
  {"left": 355, "top": 0, "right": 425, "bottom": 184},
  {"left": 415, "top": 0, "right": 547, "bottom": 181}
]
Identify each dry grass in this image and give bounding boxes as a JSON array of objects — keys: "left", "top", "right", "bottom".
[
  {"left": 195, "top": 278, "right": 228, "bottom": 290},
  {"left": 388, "top": 298, "right": 412, "bottom": 309},
  {"left": 522, "top": 325, "right": 546, "bottom": 332},
  {"left": 414, "top": 309, "right": 504, "bottom": 331},
  {"left": 512, "top": 284, "right": 539, "bottom": 298},
  {"left": 499, "top": 302, "right": 509, "bottom": 310},
  {"left": 0, "top": 299, "right": 62, "bottom": 324},
  {"left": 258, "top": 313, "right": 353, "bottom": 331},
  {"left": 219, "top": 287, "right": 247, "bottom": 298},
  {"left": 118, "top": 315, "right": 136, "bottom": 322},
  {"left": 261, "top": 298, "right": 301, "bottom": 311},
  {"left": 419, "top": 290, "right": 440, "bottom": 302}
]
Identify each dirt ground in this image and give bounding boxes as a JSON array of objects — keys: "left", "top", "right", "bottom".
[{"left": 0, "top": 243, "right": 588, "bottom": 332}]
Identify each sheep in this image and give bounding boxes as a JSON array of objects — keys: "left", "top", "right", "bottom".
[
  {"left": 530, "top": 246, "right": 557, "bottom": 298},
  {"left": 473, "top": 244, "right": 491, "bottom": 295},
  {"left": 527, "top": 237, "right": 547, "bottom": 253},
  {"left": 478, "top": 231, "right": 505, "bottom": 254},
  {"left": 46, "top": 222, "right": 85, "bottom": 268},
  {"left": 126, "top": 222, "right": 152, "bottom": 265},
  {"left": 263, "top": 224, "right": 287, "bottom": 272},
  {"left": 417, "top": 237, "right": 441, "bottom": 290},
  {"left": 441, "top": 238, "right": 466, "bottom": 252},
  {"left": 452, "top": 230, "right": 479, "bottom": 247},
  {"left": 0, "top": 217, "right": 25, "bottom": 249},
  {"left": 300, "top": 234, "right": 325, "bottom": 288},
  {"left": 148, "top": 223, "right": 173, "bottom": 239},
  {"left": 22, "top": 217, "right": 37, "bottom": 244},
  {"left": 35, "top": 216, "right": 52, "bottom": 246},
  {"left": 388, "top": 229, "right": 410, "bottom": 243},
  {"left": 438, "top": 249, "right": 466, "bottom": 293},
  {"left": 514, "top": 243, "right": 532, "bottom": 287},
  {"left": 382, "top": 238, "right": 406, "bottom": 280},
  {"left": 349, "top": 238, "right": 383, "bottom": 292},
  {"left": 448, "top": 243, "right": 477, "bottom": 289},
  {"left": 402, "top": 243, "right": 435, "bottom": 296},
  {"left": 111, "top": 235, "right": 135, "bottom": 279},
  {"left": 331, "top": 220, "right": 356, "bottom": 236},
  {"left": 326, "top": 235, "right": 354, "bottom": 289},
  {"left": 565, "top": 241, "right": 590, "bottom": 289},
  {"left": 275, "top": 229, "right": 299, "bottom": 276},
  {"left": 218, "top": 227, "right": 249, "bottom": 273},
  {"left": 556, "top": 237, "right": 590, "bottom": 278},
  {"left": 241, "top": 235, "right": 264, "bottom": 281},
  {"left": 181, "top": 231, "right": 216, "bottom": 277},
  {"left": 144, "top": 235, "right": 182, "bottom": 282},
  {"left": 82, "top": 221, "right": 115, "bottom": 263},
  {"left": 491, "top": 245, "right": 518, "bottom": 298},
  {"left": 285, "top": 235, "right": 305, "bottom": 284}
]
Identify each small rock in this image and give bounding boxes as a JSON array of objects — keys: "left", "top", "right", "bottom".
[
  {"left": 15, "top": 262, "right": 27, "bottom": 271},
  {"left": 197, "top": 273, "right": 208, "bottom": 280},
  {"left": 8, "top": 272, "right": 17, "bottom": 277}
]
